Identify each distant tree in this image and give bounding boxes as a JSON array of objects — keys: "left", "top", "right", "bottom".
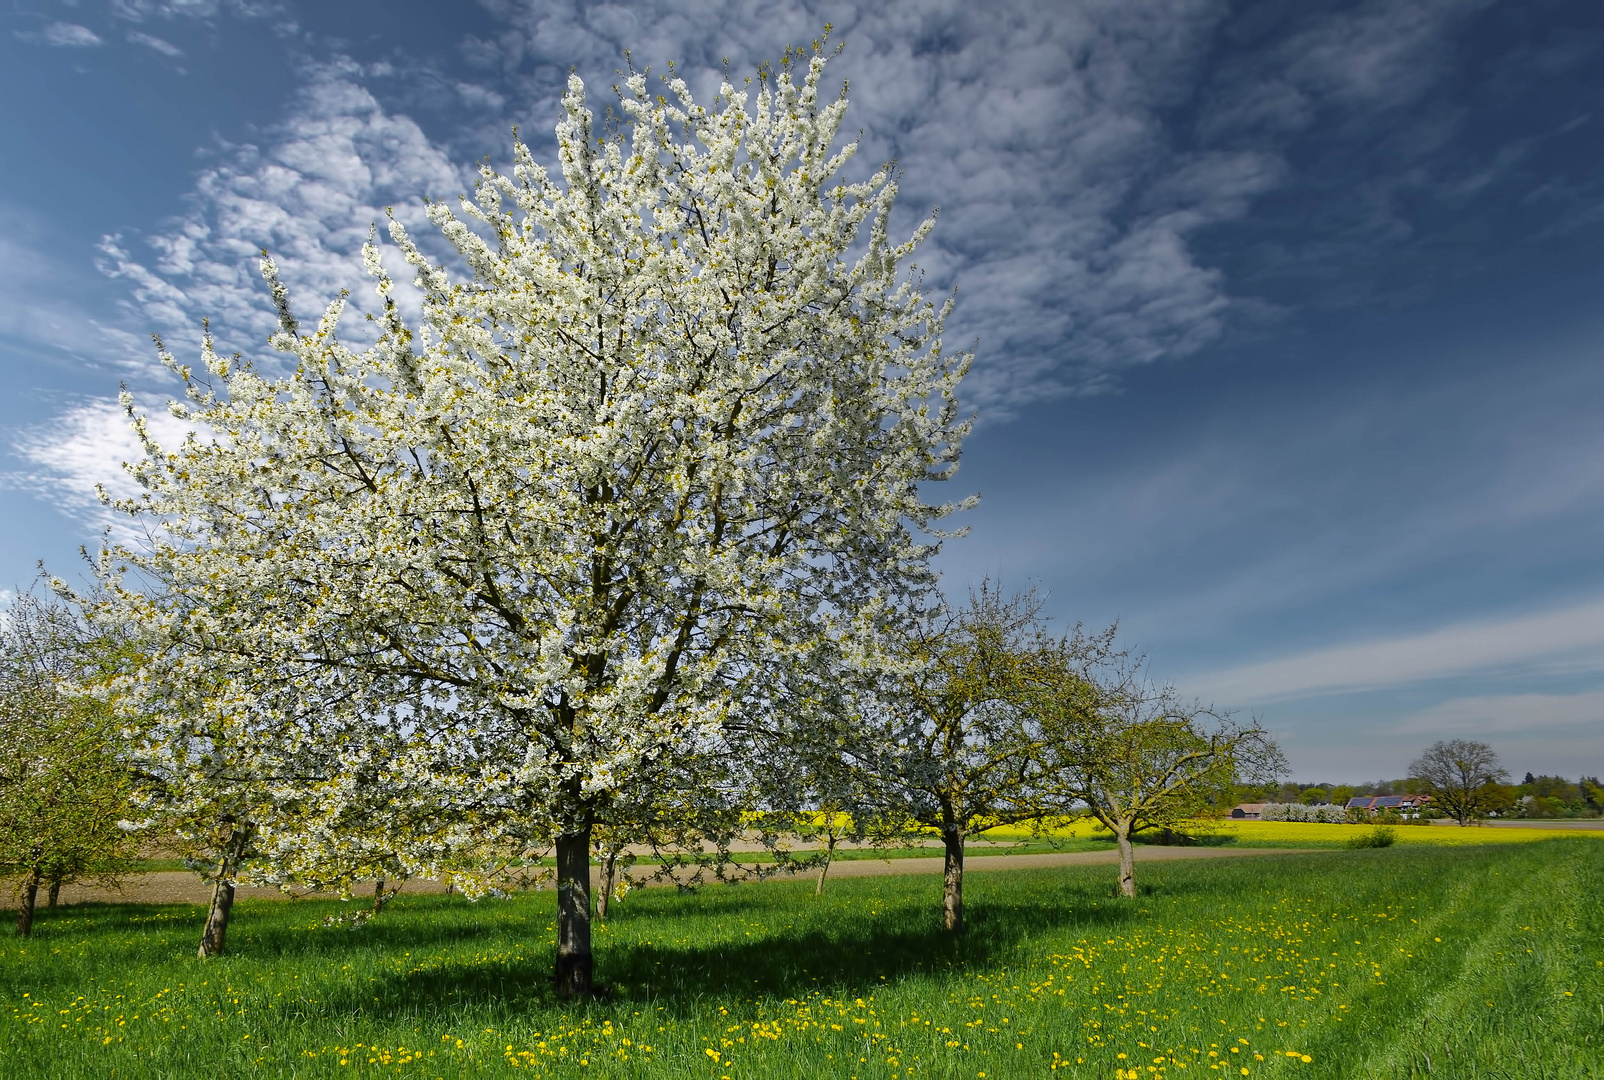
[
  {"left": 1329, "top": 785, "right": 1355, "bottom": 807},
  {"left": 1522, "top": 775, "right": 1577, "bottom": 802},
  {"left": 0, "top": 593, "right": 138, "bottom": 936},
  {"left": 1042, "top": 641, "right": 1285, "bottom": 899},
  {"left": 1300, "top": 787, "right": 1328, "bottom": 805},
  {"left": 862, "top": 585, "right": 1063, "bottom": 932},
  {"left": 1408, "top": 740, "right": 1509, "bottom": 826},
  {"left": 1476, "top": 782, "right": 1520, "bottom": 818},
  {"left": 1581, "top": 777, "right": 1604, "bottom": 816}
]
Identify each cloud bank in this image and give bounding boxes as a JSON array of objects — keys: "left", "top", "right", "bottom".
[{"left": 1190, "top": 597, "right": 1604, "bottom": 705}]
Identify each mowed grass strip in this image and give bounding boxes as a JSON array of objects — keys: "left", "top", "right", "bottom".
[{"left": 2, "top": 840, "right": 1598, "bottom": 1079}]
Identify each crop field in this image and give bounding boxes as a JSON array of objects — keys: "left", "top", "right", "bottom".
[
  {"left": 979, "top": 818, "right": 1603, "bottom": 849},
  {"left": 3, "top": 839, "right": 1600, "bottom": 1079}
]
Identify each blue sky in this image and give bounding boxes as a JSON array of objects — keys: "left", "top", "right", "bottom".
[{"left": 4, "top": 0, "right": 1604, "bottom": 782}]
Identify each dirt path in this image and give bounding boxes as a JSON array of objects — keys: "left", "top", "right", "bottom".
[
  {"left": 38, "top": 846, "right": 1315, "bottom": 908},
  {"left": 818, "top": 845, "right": 1314, "bottom": 879}
]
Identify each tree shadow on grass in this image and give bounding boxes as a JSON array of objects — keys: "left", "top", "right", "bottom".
[
  {"left": 302, "top": 879, "right": 1149, "bottom": 1020},
  {"left": 11, "top": 873, "right": 1148, "bottom": 1022}
]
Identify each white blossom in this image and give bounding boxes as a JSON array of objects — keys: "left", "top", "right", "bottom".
[{"left": 94, "top": 45, "right": 971, "bottom": 988}]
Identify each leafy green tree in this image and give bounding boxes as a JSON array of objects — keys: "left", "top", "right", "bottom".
[
  {"left": 1300, "top": 787, "right": 1328, "bottom": 805},
  {"left": 860, "top": 585, "right": 1063, "bottom": 932},
  {"left": 1476, "top": 782, "right": 1519, "bottom": 818},
  {"left": 1042, "top": 640, "right": 1284, "bottom": 899},
  {"left": 0, "top": 594, "right": 137, "bottom": 936},
  {"left": 1581, "top": 777, "right": 1604, "bottom": 816}
]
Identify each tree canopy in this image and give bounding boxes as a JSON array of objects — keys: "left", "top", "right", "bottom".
[
  {"left": 93, "top": 42, "right": 970, "bottom": 993},
  {"left": 1409, "top": 740, "right": 1508, "bottom": 826}
]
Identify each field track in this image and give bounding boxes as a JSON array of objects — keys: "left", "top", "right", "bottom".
[{"left": 42, "top": 845, "right": 1314, "bottom": 907}]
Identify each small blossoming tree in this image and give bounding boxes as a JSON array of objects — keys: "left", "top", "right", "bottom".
[{"left": 97, "top": 40, "right": 970, "bottom": 996}]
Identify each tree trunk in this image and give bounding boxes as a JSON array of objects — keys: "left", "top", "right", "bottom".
[
  {"left": 47, "top": 877, "right": 62, "bottom": 909},
  {"left": 815, "top": 833, "right": 837, "bottom": 896},
  {"left": 597, "top": 850, "right": 617, "bottom": 920},
  {"left": 14, "top": 867, "right": 41, "bottom": 937},
  {"left": 198, "top": 876, "right": 236, "bottom": 958},
  {"left": 554, "top": 826, "right": 594, "bottom": 998},
  {"left": 372, "top": 878, "right": 387, "bottom": 915},
  {"left": 1116, "top": 823, "right": 1136, "bottom": 899},
  {"left": 942, "top": 826, "right": 964, "bottom": 932},
  {"left": 198, "top": 829, "right": 246, "bottom": 959}
]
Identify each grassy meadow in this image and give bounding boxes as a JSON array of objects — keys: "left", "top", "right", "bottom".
[{"left": 3, "top": 838, "right": 1601, "bottom": 1079}]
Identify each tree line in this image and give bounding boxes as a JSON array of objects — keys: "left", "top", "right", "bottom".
[{"left": 0, "top": 582, "right": 1280, "bottom": 980}]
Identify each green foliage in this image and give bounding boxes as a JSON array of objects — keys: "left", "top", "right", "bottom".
[
  {"left": 1344, "top": 825, "right": 1397, "bottom": 848},
  {"left": 0, "top": 594, "right": 138, "bottom": 924},
  {"left": 0, "top": 842, "right": 1599, "bottom": 1077}
]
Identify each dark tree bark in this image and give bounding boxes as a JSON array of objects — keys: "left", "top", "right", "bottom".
[
  {"left": 197, "top": 829, "right": 246, "bottom": 958},
  {"left": 941, "top": 824, "right": 964, "bottom": 933},
  {"left": 14, "top": 867, "right": 41, "bottom": 937},
  {"left": 372, "top": 878, "right": 387, "bottom": 915},
  {"left": 554, "top": 825, "right": 594, "bottom": 998},
  {"left": 47, "top": 877, "right": 62, "bottom": 909}
]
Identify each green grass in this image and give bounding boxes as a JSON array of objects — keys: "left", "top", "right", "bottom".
[{"left": 3, "top": 840, "right": 1600, "bottom": 1079}]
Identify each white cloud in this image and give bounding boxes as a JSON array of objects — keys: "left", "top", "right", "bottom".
[
  {"left": 457, "top": 0, "right": 1259, "bottom": 413},
  {"left": 128, "top": 30, "right": 183, "bottom": 57},
  {"left": 108, "top": 0, "right": 298, "bottom": 38},
  {"left": 1397, "top": 688, "right": 1604, "bottom": 737},
  {"left": 98, "top": 58, "right": 465, "bottom": 361},
  {"left": 25, "top": 0, "right": 1511, "bottom": 532},
  {"left": 0, "top": 202, "right": 148, "bottom": 370},
  {"left": 19, "top": 59, "right": 462, "bottom": 531},
  {"left": 454, "top": 0, "right": 1495, "bottom": 414},
  {"left": 19, "top": 22, "right": 104, "bottom": 47},
  {"left": 1189, "top": 597, "right": 1604, "bottom": 705},
  {"left": 9, "top": 397, "right": 194, "bottom": 538}
]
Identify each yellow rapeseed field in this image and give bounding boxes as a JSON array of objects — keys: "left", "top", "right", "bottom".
[
  {"left": 1209, "top": 820, "right": 1601, "bottom": 847},
  {"left": 977, "top": 817, "right": 1602, "bottom": 847}
]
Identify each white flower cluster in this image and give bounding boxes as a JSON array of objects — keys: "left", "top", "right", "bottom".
[
  {"left": 92, "top": 48, "right": 971, "bottom": 903},
  {"left": 1257, "top": 802, "right": 1347, "bottom": 823}
]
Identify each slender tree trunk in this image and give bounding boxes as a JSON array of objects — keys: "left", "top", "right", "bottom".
[
  {"left": 815, "top": 833, "right": 837, "bottom": 896},
  {"left": 372, "top": 878, "right": 387, "bottom": 915},
  {"left": 941, "top": 825, "right": 965, "bottom": 932},
  {"left": 554, "top": 825, "right": 594, "bottom": 998},
  {"left": 1116, "top": 822, "right": 1136, "bottom": 899},
  {"left": 198, "top": 829, "right": 247, "bottom": 959},
  {"left": 14, "top": 867, "right": 41, "bottom": 937},
  {"left": 597, "top": 850, "right": 617, "bottom": 920},
  {"left": 47, "top": 877, "right": 62, "bottom": 909}
]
